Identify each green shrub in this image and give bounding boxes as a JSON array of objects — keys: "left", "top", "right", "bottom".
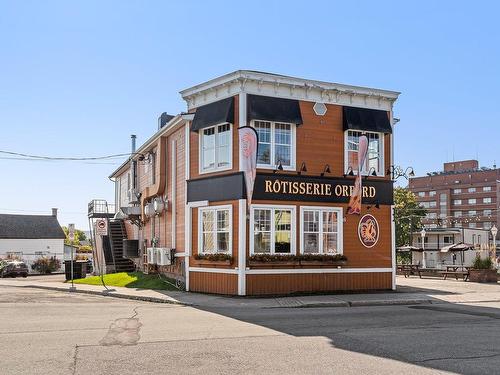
[
  {"left": 472, "top": 254, "right": 494, "bottom": 270},
  {"left": 31, "top": 256, "right": 61, "bottom": 274}
]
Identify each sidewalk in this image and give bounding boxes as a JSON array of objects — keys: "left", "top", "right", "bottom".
[{"left": 1, "top": 274, "right": 499, "bottom": 309}]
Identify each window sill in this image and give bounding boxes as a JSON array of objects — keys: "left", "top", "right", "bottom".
[
  {"left": 193, "top": 258, "right": 233, "bottom": 266},
  {"left": 198, "top": 166, "right": 233, "bottom": 175}
]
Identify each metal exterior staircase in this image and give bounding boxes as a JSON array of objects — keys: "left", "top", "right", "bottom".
[{"left": 107, "top": 220, "right": 135, "bottom": 273}]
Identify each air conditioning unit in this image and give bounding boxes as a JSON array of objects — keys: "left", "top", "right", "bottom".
[
  {"left": 127, "top": 189, "right": 140, "bottom": 204},
  {"left": 156, "top": 248, "right": 172, "bottom": 266},
  {"left": 146, "top": 247, "right": 156, "bottom": 264}
]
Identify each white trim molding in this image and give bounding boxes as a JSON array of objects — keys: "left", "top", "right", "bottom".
[
  {"left": 299, "top": 206, "right": 343, "bottom": 255},
  {"left": 245, "top": 267, "right": 393, "bottom": 275},
  {"left": 238, "top": 199, "right": 247, "bottom": 295},
  {"left": 198, "top": 204, "right": 233, "bottom": 255},
  {"left": 189, "top": 267, "right": 239, "bottom": 274},
  {"left": 180, "top": 70, "right": 400, "bottom": 112}
]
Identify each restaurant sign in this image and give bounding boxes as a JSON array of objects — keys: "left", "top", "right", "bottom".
[
  {"left": 358, "top": 214, "right": 380, "bottom": 248},
  {"left": 252, "top": 173, "right": 393, "bottom": 205}
]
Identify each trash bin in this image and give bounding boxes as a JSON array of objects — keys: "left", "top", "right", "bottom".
[{"left": 64, "top": 261, "right": 87, "bottom": 280}]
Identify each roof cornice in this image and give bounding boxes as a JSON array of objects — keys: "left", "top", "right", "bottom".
[{"left": 180, "top": 70, "right": 400, "bottom": 111}]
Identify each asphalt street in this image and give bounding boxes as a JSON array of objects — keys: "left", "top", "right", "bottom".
[{"left": 1, "top": 286, "right": 500, "bottom": 374}]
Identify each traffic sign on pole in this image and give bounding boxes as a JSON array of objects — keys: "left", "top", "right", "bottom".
[{"left": 95, "top": 219, "right": 108, "bottom": 236}]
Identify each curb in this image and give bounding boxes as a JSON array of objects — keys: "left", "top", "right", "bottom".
[
  {"left": 2, "top": 284, "right": 191, "bottom": 306},
  {"left": 348, "top": 299, "right": 433, "bottom": 307}
]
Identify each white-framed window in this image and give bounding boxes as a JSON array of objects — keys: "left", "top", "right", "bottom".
[
  {"left": 468, "top": 198, "right": 476, "bottom": 204},
  {"left": 198, "top": 205, "right": 232, "bottom": 254},
  {"left": 453, "top": 199, "right": 462, "bottom": 205},
  {"left": 427, "top": 212, "right": 437, "bottom": 219},
  {"left": 484, "top": 209, "right": 492, "bottom": 216},
  {"left": 468, "top": 210, "right": 476, "bottom": 217},
  {"left": 483, "top": 186, "right": 492, "bottom": 192},
  {"left": 421, "top": 202, "right": 430, "bottom": 209},
  {"left": 300, "top": 207, "right": 343, "bottom": 254},
  {"left": 345, "top": 130, "right": 384, "bottom": 176},
  {"left": 469, "top": 223, "right": 477, "bottom": 228},
  {"left": 253, "top": 120, "right": 296, "bottom": 170},
  {"left": 430, "top": 201, "right": 437, "bottom": 208},
  {"left": 443, "top": 236, "right": 453, "bottom": 244},
  {"left": 483, "top": 197, "right": 492, "bottom": 204},
  {"left": 453, "top": 189, "right": 462, "bottom": 194},
  {"left": 250, "top": 205, "right": 296, "bottom": 255},
  {"left": 429, "top": 191, "right": 436, "bottom": 197},
  {"left": 454, "top": 211, "right": 462, "bottom": 217},
  {"left": 199, "top": 123, "right": 232, "bottom": 173},
  {"left": 484, "top": 222, "right": 492, "bottom": 230},
  {"left": 468, "top": 187, "right": 476, "bottom": 193},
  {"left": 418, "top": 192, "right": 426, "bottom": 198}
]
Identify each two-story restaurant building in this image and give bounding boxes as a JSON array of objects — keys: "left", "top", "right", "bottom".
[{"left": 107, "top": 70, "right": 400, "bottom": 295}]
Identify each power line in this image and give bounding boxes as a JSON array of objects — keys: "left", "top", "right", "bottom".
[{"left": 0, "top": 150, "right": 131, "bottom": 161}]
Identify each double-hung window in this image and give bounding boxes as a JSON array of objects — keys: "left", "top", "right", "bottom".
[
  {"left": 346, "top": 131, "right": 383, "bottom": 175},
  {"left": 253, "top": 120, "right": 295, "bottom": 169},
  {"left": 301, "top": 207, "right": 343, "bottom": 254},
  {"left": 200, "top": 123, "right": 232, "bottom": 173},
  {"left": 251, "top": 205, "right": 295, "bottom": 254},
  {"left": 199, "top": 205, "right": 231, "bottom": 254}
]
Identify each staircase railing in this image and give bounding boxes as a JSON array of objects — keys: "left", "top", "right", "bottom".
[{"left": 104, "top": 201, "right": 117, "bottom": 272}]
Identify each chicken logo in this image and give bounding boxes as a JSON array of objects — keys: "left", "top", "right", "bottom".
[{"left": 358, "top": 214, "right": 379, "bottom": 248}]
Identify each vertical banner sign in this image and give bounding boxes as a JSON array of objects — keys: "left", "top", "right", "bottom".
[
  {"left": 238, "top": 126, "right": 259, "bottom": 209},
  {"left": 348, "top": 134, "right": 369, "bottom": 215},
  {"left": 68, "top": 223, "right": 75, "bottom": 242}
]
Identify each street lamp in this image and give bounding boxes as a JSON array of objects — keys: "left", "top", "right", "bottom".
[
  {"left": 491, "top": 225, "right": 498, "bottom": 252},
  {"left": 420, "top": 228, "right": 427, "bottom": 269}
]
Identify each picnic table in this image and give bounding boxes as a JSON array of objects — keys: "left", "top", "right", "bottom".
[
  {"left": 397, "top": 264, "right": 422, "bottom": 278},
  {"left": 440, "top": 265, "right": 470, "bottom": 281}
]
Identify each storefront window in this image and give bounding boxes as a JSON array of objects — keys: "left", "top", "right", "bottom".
[
  {"left": 254, "top": 120, "right": 295, "bottom": 169},
  {"left": 301, "top": 207, "right": 342, "bottom": 254},
  {"left": 346, "top": 131, "right": 383, "bottom": 175},
  {"left": 199, "top": 206, "right": 231, "bottom": 254},
  {"left": 200, "top": 123, "right": 231, "bottom": 172},
  {"left": 251, "top": 206, "right": 295, "bottom": 254}
]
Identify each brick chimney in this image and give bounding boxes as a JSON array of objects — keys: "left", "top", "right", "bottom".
[{"left": 51, "top": 208, "right": 58, "bottom": 217}]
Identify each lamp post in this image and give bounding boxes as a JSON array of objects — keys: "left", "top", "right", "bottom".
[
  {"left": 491, "top": 225, "right": 498, "bottom": 257},
  {"left": 420, "top": 228, "right": 427, "bottom": 269}
]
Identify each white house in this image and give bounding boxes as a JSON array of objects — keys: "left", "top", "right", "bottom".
[{"left": 0, "top": 208, "right": 66, "bottom": 272}]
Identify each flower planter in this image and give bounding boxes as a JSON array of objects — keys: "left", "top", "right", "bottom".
[
  {"left": 469, "top": 269, "right": 498, "bottom": 283},
  {"left": 248, "top": 260, "right": 299, "bottom": 268},
  {"left": 299, "top": 260, "right": 347, "bottom": 267},
  {"left": 193, "top": 259, "right": 232, "bottom": 266}
]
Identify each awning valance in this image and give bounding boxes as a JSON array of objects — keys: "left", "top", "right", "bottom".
[
  {"left": 247, "top": 94, "right": 303, "bottom": 125},
  {"left": 191, "top": 97, "right": 234, "bottom": 132},
  {"left": 343, "top": 106, "right": 392, "bottom": 134}
]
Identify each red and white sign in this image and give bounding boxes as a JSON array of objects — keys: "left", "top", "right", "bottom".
[
  {"left": 358, "top": 214, "right": 379, "bottom": 248},
  {"left": 348, "top": 135, "right": 369, "bottom": 215},
  {"left": 95, "top": 219, "right": 108, "bottom": 236},
  {"left": 238, "top": 126, "right": 259, "bottom": 209},
  {"left": 68, "top": 223, "right": 75, "bottom": 241}
]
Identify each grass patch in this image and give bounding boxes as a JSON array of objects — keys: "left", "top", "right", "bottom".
[{"left": 71, "top": 272, "right": 178, "bottom": 291}]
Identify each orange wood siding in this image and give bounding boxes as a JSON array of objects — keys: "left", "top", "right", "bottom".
[
  {"left": 189, "top": 95, "right": 239, "bottom": 180},
  {"left": 189, "top": 271, "right": 238, "bottom": 295},
  {"left": 246, "top": 272, "right": 392, "bottom": 295}
]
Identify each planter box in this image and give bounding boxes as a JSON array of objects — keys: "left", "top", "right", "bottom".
[
  {"left": 469, "top": 269, "right": 498, "bottom": 283},
  {"left": 193, "top": 259, "right": 232, "bottom": 266},
  {"left": 299, "top": 260, "right": 347, "bottom": 267},
  {"left": 248, "top": 260, "right": 299, "bottom": 267}
]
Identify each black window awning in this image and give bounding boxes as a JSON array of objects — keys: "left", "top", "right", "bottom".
[
  {"left": 247, "top": 94, "right": 303, "bottom": 125},
  {"left": 343, "top": 106, "right": 392, "bottom": 134},
  {"left": 191, "top": 97, "right": 234, "bottom": 132}
]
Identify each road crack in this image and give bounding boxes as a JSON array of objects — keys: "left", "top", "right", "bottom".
[{"left": 99, "top": 306, "right": 142, "bottom": 346}]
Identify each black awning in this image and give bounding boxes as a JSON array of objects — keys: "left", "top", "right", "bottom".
[
  {"left": 343, "top": 106, "right": 392, "bottom": 134},
  {"left": 247, "top": 94, "right": 303, "bottom": 125},
  {"left": 191, "top": 97, "right": 234, "bottom": 131}
]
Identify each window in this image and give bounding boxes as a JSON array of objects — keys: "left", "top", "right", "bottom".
[
  {"left": 468, "top": 187, "right": 476, "bottom": 193},
  {"left": 483, "top": 197, "right": 492, "bottom": 204},
  {"left": 468, "top": 210, "right": 477, "bottom": 217},
  {"left": 454, "top": 211, "right": 462, "bottom": 217},
  {"left": 429, "top": 191, "right": 436, "bottom": 197},
  {"left": 251, "top": 205, "right": 295, "bottom": 254},
  {"left": 484, "top": 209, "right": 492, "bottom": 217},
  {"left": 200, "top": 123, "right": 232, "bottom": 172},
  {"left": 469, "top": 223, "right": 477, "bottom": 228},
  {"left": 346, "top": 131, "right": 383, "bottom": 175},
  {"left": 301, "top": 207, "right": 343, "bottom": 254},
  {"left": 427, "top": 213, "right": 437, "bottom": 219},
  {"left": 151, "top": 152, "right": 156, "bottom": 184},
  {"left": 443, "top": 236, "right": 453, "bottom": 244},
  {"left": 453, "top": 189, "right": 462, "bottom": 194},
  {"left": 483, "top": 186, "right": 492, "bottom": 192},
  {"left": 468, "top": 199, "right": 476, "bottom": 204},
  {"left": 254, "top": 120, "right": 295, "bottom": 169},
  {"left": 430, "top": 201, "right": 437, "bottom": 208},
  {"left": 484, "top": 222, "right": 492, "bottom": 230},
  {"left": 198, "top": 206, "right": 231, "bottom": 254},
  {"left": 421, "top": 202, "right": 430, "bottom": 209},
  {"left": 418, "top": 192, "right": 425, "bottom": 198},
  {"left": 453, "top": 200, "right": 462, "bottom": 205},
  {"left": 456, "top": 222, "right": 463, "bottom": 228}
]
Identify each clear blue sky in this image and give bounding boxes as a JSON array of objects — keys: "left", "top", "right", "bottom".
[{"left": 1, "top": 1, "right": 499, "bottom": 229}]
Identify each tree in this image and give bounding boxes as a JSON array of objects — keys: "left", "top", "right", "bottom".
[
  {"left": 62, "top": 226, "right": 87, "bottom": 246},
  {"left": 394, "top": 187, "right": 427, "bottom": 247}
]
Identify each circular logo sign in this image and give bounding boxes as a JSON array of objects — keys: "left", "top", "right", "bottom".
[{"left": 358, "top": 214, "right": 379, "bottom": 248}]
